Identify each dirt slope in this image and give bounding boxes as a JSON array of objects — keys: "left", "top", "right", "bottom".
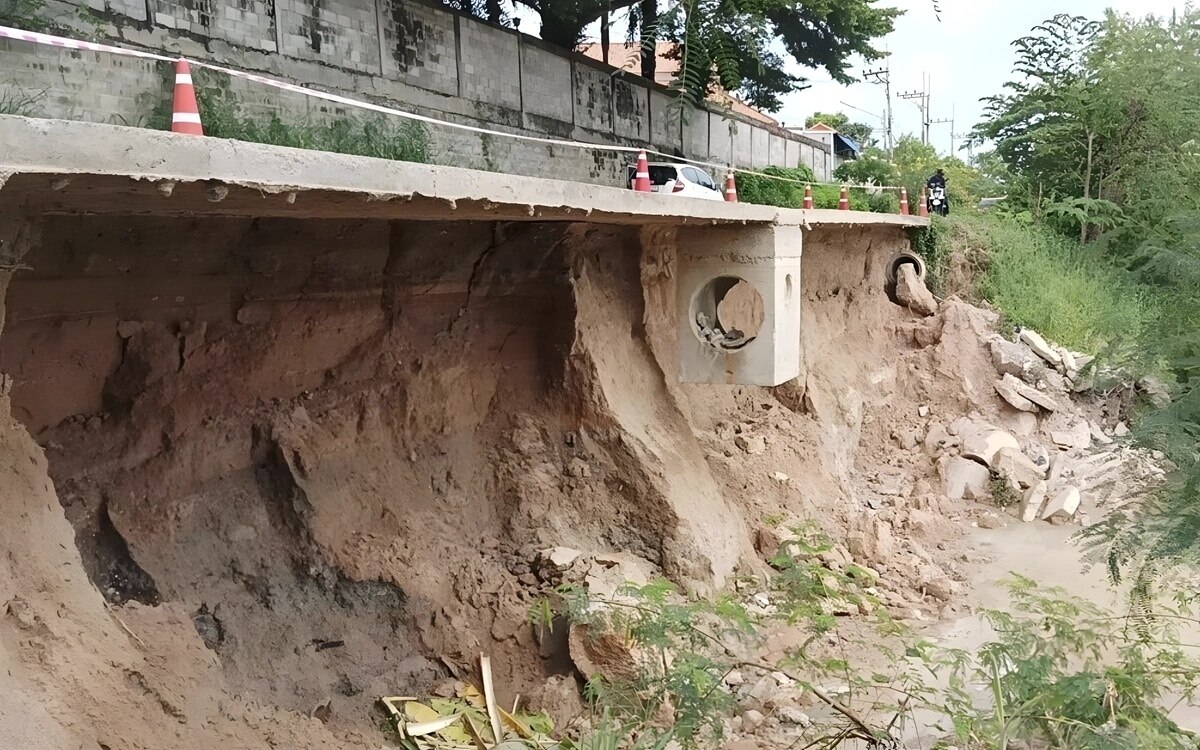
[{"left": 0, "top": 214, "right": 1118, "bottom": 748}]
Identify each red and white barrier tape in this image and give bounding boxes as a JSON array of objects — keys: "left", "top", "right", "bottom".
[{"left": 0, "top": 24, "right": 906, "bottom": 192}]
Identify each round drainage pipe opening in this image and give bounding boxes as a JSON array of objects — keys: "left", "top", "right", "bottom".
[{"left": 691, "top": 276, "right": 764, "bottom": 351}]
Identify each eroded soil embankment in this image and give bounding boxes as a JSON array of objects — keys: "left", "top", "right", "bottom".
[{"left": 0, "top": 214, "right": 933, "bottom": 748}]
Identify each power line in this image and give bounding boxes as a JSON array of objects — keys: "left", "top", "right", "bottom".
[{"left": 863, "top": 66, "right": 893, "bottom": 156}]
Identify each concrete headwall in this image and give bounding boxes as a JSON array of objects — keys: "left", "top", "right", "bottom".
[{"left": 0, "top": 0, "right": 832, "bottom": 185}]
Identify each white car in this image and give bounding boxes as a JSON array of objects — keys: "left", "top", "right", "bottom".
[{"left": 627, "top": 162, "right": 725, "bottom": 201}]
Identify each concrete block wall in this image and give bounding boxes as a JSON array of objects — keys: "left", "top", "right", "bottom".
[
  {"left": 380, "top": 0, "right": 459, "bottom": 96},
  {"left": 0, "top": 0, "right": 832, "bottom": 184}
]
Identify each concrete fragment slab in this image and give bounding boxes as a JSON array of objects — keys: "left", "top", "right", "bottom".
[
  {"left": 1021, "top": 481, "right": 1048, "bottom": 522},
  {"left": 1020, "top": 329, "right": 1061, "bottom": 365},
  {"left": 1041, "top": 486, "right": 1081, "bottom": 520},
  {"left": 943, "top": 456, "right": 991, "bottom": 500}
]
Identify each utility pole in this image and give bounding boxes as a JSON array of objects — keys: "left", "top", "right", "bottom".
[
  {"left": 930, "top": 115, "right": 953, "bottom": 152},
  {"left": 898, "top": 73, "right": 930, "bottom": 145},
  {"left": 863, "top": 66, "right": 893, "bottom": 155}
]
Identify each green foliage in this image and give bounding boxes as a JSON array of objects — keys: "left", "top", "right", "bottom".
[
  {"left": 909, "top": 215, "right": 953, "bottom": 295},
  {"left": 805, "top": 111, "right": 874, "bottom": 147},
  {"left": 521, "top": 0, "right": 899, "bottom": 114},
  {"left": 971, "top": 9, "right": 1200, "bottom": 591},
  {"left": 148, "top": 71, "right": 428, "bottom": 164},
  {"left": 967, "top": 214, "right": 1156, "bottom": 357},
  {"left": 539, "top": 524, "right": 915, "bottom": 748},
  {"left": 936, "top": 576, "right": 1200, "bottom": 749},
  {"left": 0, "top": 0, "right": 102, "bottom": 36},
  {"left": 733, "top": 166, "right": 812, "bottom": 208},
  {"left": 834, "top": 148, "right": 898, "bottom": 187}
]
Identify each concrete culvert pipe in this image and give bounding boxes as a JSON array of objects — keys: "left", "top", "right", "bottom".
[{"left": 885, "top": 253, "right": 926, "bottom": 286}]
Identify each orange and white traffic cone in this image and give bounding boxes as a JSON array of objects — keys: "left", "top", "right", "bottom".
[
  {"left": 632, "top": 150, "right": 651, "bottom": 193},
  {"left": 802, "top": 184, "right": 813, "bottom": 209},
  {"left": 899, "top": 187, "right": 910, "bottom": 216},
  {"left": 837, "top": 186, "right": 850, "bottom": 210},
  {"left": 171, "top": 59, "right": 203, "bottom": 135},
  {"left": 724, "top": 171, "right": 738, "bottom": 202},
  {"left": 919, "top": 187, "right": 930, "bottom": 217}
]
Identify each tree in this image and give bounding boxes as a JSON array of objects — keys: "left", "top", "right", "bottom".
[
  {"left": 511, "top": 0, "right": 899, "bottom": 113},
  {"left": 833, "top": 147, "right": 895, "bottom": 185},
  {"left": 805, "top": 111, "right": 875, "bottom": 147}
]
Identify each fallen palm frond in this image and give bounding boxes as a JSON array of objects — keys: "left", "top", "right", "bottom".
[{"left": 380, "top": 655, "right": 562, "bottom": 750}]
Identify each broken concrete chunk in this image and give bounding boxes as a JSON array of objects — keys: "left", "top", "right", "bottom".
[
  {"left": 895, "top": 264, "right": 939, "bottom": 316},
  {"left": 1041, "top": 486, "right": 1081, "bottom": 520},
  {"left": 1089, "top": 421, "right": 1113, "bottom": 445},
  {"left": 1056, "top": 347, "right": 1078, "bottom": 373},
  {"left": 960, "top": 425, "right": 1020, "bottom": 467},
  {"left": 989, "top": 335, "right": 1040, "bottom": 381},
  {"left": 993, "top": 447, "right": 1047, "bottom": 489},
  {"left": 541, "top": 547, "right": 583, "bottom": 568},
  {"left": 1051, "top": 422, "right": 1092, "bottom": 452},
  {"left": 734, "top": 435, "right": 767, "bottom": 455},
  {"left": 1020, "top": 481, "right": 1048, "bottom": 522},
  {"left": 1138, "top": 375, "right": 1172, "bottom": 408},
  {"left": 943, "top": 455, "right": 991, "bottom": 500},
  {"left": 1114, "top": 421, "right": 1130, "bottom": 437},
  {"left": 994, "top": 376, "right": 1038, "bottom": 413},
  {"left": 997, "top": 373, "right": 1060, "bottom": 412},
  {"left": 1020, "top": 329, "right": 1062, "bottom": 365}
]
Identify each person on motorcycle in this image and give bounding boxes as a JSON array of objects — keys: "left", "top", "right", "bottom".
[{"left": 926, "top": 168, "right": 949, "bottom": 216}]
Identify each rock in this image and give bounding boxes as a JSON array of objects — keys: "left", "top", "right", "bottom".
[
  {"left": 895, "top": 263, "right": 939, "bottom": 316},
  {"left": 714, "top": 421, "right": 737, "bottom": 440},
  {"left": 771, "top": 471, "right": 790, "bottom": 483},
  {"left": 994, "top": 376, "right": 1038, "bottom": 413},
  {"left": 924, "top": 422, "right": 953, "bottom": 453},
  {"left": 1024, "top": 442, "right": 1050, "bottom": 468},
  {"left": 1000, "top": 410, "right": 1039, "bottom": 437},
  {"left": 755, "top": 526, "right": 795, "bottom": 559},
  {"left": 565, "top": 458, "right": 591, "bottom": 478},
  {"left": 1073, "top": 352, "right": 1095, "bottom": 370},
  {"left": 977, "top": 512, "right": 1005, "bottom": 529},
  {"left": 942, "top": 456, "right": 991, "bottom": 500},
  {"left": 1020, "top": 329, "right": 1062, "bottom": 366},
  {"left": 775, "top": 705, "right": 812, "bottom": 727},
  {"left": 1138, "top": 375, "right": 1172, "bottom": 408},
  {"left": 735, "top": 435, "right": 767, "bottom": 455},
  {"left": 541, "top": 547, "right": 583, "bottom": 568},
  {"left": 741, "top": 709, "right": 766, "bottom": 732},
  {"left": 992, "top": 447, "right": 1047, "bottom": 489},
  {"left": 960, "top": 425, "right": 1020, "bottom": 467},
  {"left": 922, "top": 571, "right": 956, "bottom": 601},
  {"left": 989, "top": 336, "right": 1041, "bottom": 381},
  {"left": 1114, "top": 421, "right": 1130, "bottom": 437},
  {"left": 569, "top": 624, "right": 639, "bottom": 683},
  {"left": 918, "top": 405, "right": 930, "bottom": 418},
  {"left": 1056, "top": 347, "right": 1078, "bottom": 373},
  {"left": 1051, "top": 422, "right": 1091, "bottom": 451},
  {"left": 1089, "top": 421, "right": 1113, "bottom": 445},
  {"left": 724, "top": 670, "right": 746, "bottom": 687},
  {"left": 997, "top": 373, "right": 1060, "bottom": 412},
  {"left": 745, "top": 676, "right": 778, "bottom": 710},
  {"left": 1041, "top": 486, "right": 1081, "bottom": 520},
  {"left": 1020, "top": 481, "right": 1048, "bottom": 522}
]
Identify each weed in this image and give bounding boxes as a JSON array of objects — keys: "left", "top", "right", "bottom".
[
  {"left": 146, "top": 69, "right": 429, "bottom": 164},
  {"left": 989, "top": 475, "right": 1020, "bottom": 508},
  {"left": 0, "top": 84, "right": 46, "bottom": 116},
  {"left": 957, "top": 214, "right": 1157, "bottom": 362}
]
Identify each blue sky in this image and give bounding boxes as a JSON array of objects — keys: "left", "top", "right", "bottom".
[{"left": 513, "top": 0, "right": 1185, "bottom": 156}]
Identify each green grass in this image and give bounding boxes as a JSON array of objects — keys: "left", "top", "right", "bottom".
[
  {"left": 147, "top": 69, "right": 429, "bottom": 164},
  {"left": 944, "top": 214, "right": 1158, "bottom": 359}
]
